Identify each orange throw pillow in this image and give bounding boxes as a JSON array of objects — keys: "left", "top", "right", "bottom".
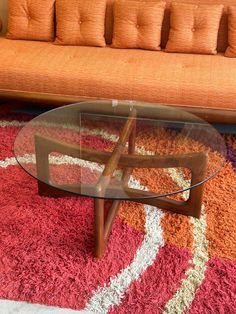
[
  {"left": 55, "top": 0, "right": 106, "bottom": 47},
  {"left": 112, "top": 0, "right": 166, "bottom": 50},
  {"left": 6, "top": 0, "right": 55, "bottom": 41},
  {"left": 165, "top": 3, "right": 224, "bottom": 55},
  {"left": 225, "top": 6, "right": 236, "bottom": 57}
]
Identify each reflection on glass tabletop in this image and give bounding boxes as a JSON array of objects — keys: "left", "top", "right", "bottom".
[{"left": 14, "top": 100, "right": 226, "bottom": 200}]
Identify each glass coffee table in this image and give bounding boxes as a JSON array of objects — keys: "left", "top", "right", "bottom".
[{"left": 14, "top": 100, "right": 226, "bottom": 257}]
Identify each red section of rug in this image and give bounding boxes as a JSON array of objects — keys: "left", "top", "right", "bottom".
[
  {"left": 110, "top": 244, "right": 191, "bottom": 314},
  {"left": 189, "top": 258, "right": 236, "bottom": 313},
  {"left": 0, "top": 126, "right": 22, "bottom": 160},
  {"left": 0, "top": 166, "right": 143, "bottom": 310}
]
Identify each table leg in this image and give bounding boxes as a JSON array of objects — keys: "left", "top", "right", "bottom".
[
  {"left": 94, "top": 199, "right": 121, "bottom": 258},
  {"left": 94, "top": 198, "right": 105, "bottom": 258},
  {"left": 122, "top": 116, "right": 136, "bottom": 187}
]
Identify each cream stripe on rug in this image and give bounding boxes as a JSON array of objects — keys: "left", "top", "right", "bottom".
[
  {"left": 163, "top": 206, "right": 208, "bottom": 313},
  {"left": 85, "top": 205, "right": 164, "bottom": 313}
]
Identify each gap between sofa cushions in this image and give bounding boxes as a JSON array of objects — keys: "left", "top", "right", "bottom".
[
  {"left": 6, "top": 0, "right": 55, "bottom": 41},
  {"left": 225, "top": 6, "right": 236, "bottom": 57},
  {"left": 55, "top": 0, "right": 107, "bottom": 47}
]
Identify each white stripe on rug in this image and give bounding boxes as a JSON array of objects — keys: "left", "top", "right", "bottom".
[
  {"left": 85, "top": 205, "right": 164, "bottom": 313},
  {"left": 0, "top": 155, "right": 104, "bottom": 172},
  {"left": 0, "top": 120, "right": 120, "bottom": 143},
  {"left": 0, "top": 120, "right": 27, "bottom": 127},
  {"left": 163, "top": 206, "right": 209, "bottom": 314}
]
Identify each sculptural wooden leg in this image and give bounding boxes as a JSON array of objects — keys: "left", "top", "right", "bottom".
[
  {"left": 93, "top": 110, "right": 136, "bottom": 257},
  {"left": 122, "top": 152, "right": 207, "bottom": 218},
  {"left": 122, "top": 118, "right": 136, "bottom": 185},
  {"left": 94, "top": 199, "right": 121, "bottom": 258},
  {"left": 94, "top": 198, "right": 105, "bottom": 258}
]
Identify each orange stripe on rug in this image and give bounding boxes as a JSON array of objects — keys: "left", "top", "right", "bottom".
[{"left": 204, "top": 162, "right": 236, "bottom": 260}]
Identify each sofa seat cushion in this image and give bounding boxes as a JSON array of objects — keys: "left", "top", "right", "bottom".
[
  {"left": 225, "top": 6, "right": 236, "bottom": 58},
  {"left": 0, "top": 38, "right": 235, "bottom": 111}
]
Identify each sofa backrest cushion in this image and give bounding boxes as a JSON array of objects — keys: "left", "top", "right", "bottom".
[
  {"left": 112, "top": 0, "right": 166, "bottom": 50},
  {"left": 165, "top": 3, "right": 224, "bottom": 54},
  {"left": 225, "top": 6, "right": 236, "bottom": 57},
  {"left": 105, "top": 0, "right": 234, "bottom": 52},
  {"left": 55, "top": 0, "right": 107, "bottom": 47},
  {"left": 6, "top": 0, "right": 55, "bottom": 41}
]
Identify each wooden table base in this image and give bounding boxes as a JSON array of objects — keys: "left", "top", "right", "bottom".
[{"left": 35, "top": 110, "right": 208, "bottom": 258}]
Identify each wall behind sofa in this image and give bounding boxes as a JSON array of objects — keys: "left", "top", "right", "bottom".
[{"left": 0, "top": 0, "right": 8, "bottom": 34}]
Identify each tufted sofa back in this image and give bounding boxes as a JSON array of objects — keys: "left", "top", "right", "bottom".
[{"left": 105, "top": 0, "right": 233, "bottom": 52}]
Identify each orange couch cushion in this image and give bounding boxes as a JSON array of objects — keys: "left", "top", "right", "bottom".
[
  {"left": 55, "top": 0, "right": 106, "bottom": 47},
  {"left": 165, "top": 2, "right": 224, "bottom": 54},
  {"left": 0, "top": 38, "right": 236, "bottom": 111},
  {"left": 225, "top": 6, "right": 236, "bottom": 57},
  {"left": 112, "top": 0, "right": 166, "bottom": 50},
  {"left": 6, "top": 0, "right": 55, "bottom": 41}
]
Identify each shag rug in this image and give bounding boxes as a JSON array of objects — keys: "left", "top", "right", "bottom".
[{"left": 0, "top": 111, "right": 235, "bottom": 314}]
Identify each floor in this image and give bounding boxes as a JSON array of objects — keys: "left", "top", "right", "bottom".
[
  {"left": 0, "top": 300, "right": 94, "bottom": 314},
  {"left": 12, "top": 103, "right": 236, "bottom": 134}
]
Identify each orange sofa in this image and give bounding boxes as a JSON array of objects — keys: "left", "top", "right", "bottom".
[{"left": 0, "top": 0, "right": 236, "bottom": 123}]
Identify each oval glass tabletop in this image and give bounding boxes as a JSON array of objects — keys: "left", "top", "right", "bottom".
[{"left": 14, "top": 100, "right": 226, "bottom": 200}]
